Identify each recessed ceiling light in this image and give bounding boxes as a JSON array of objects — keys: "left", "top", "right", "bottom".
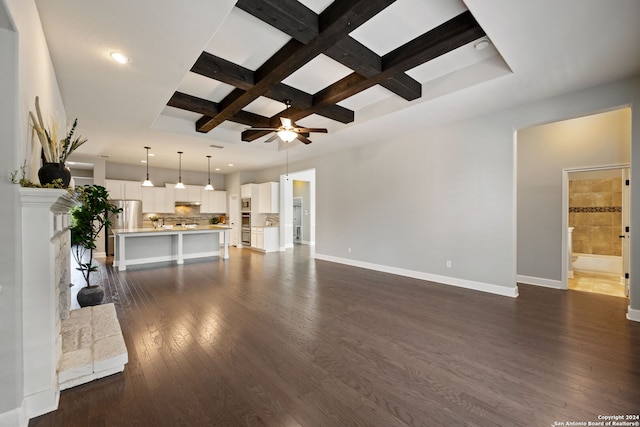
[
  {"left": 110, "top": 52, "right": 130, "bottom": 64},
  {"left": 140, "top": 160, "right": 147, "bottom": 163},
  {"left": 215, "top": 168, "right": 221, "bottom": 171},
  {"left": 228, "top": 163, "right": 234, "bottom": 167},
  {"left": 474, "top": 39, "right": 490, "bottom": 50},
  {"left": 148, "top": 153, "right": 155, "bottom": 157}
]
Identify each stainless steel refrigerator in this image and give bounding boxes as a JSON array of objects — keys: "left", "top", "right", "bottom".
[{"left": 107, "top": 199, "right": 142, "bottom": 255}]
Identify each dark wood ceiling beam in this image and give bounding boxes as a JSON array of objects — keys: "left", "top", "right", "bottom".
[
  {"left": 312, "top": 10, "right": 485, "bottom": 108},
  {"left": 168, "top": 92, "right": 218, "bottom": 117},
  {"left": 325, "top": 38, "right": 421, "bottom": 101},
  {"left": 383, "top": 10, "right": 485, "bottom": 71},
  {"left": 236, "top": 0, "right": 318, "bottom": 44},
  {"left": 189, "top": 51, "right": 354, "bottom": 124},
  {"left": 238, "top": 0, "right": 421, "bottom": 101},
  {"left": 191, "top": 52, "right": 254, "bottom": 88},
  {"left": 196, "top": 0, "right": 396, "bottom": 133},
  {"left": 168, "top": 92, "right": 272, "bottom": 127}
]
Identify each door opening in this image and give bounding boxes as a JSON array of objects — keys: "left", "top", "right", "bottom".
[
  {"left": 293, "top": 197, "right": 302, "bottom": 243},
  {"left": 563, "top": 166, "right": 630, "bottom": 298}
]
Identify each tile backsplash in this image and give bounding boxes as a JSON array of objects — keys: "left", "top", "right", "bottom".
[{"left": 145, "top": 204, "right": 226, "bottom": 227}]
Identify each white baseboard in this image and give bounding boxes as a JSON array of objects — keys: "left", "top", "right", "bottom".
[
  {"left": 516, "top": 274, "right": 564, "bottom": 289},
  {"left": 627, "top": 306, "right": 640, "bottom": 322},
  {"left": 314, "top": 253, "right": 518, "bottom": 298},
  {"left": 24, "top": 386, "right": 59, "bottom": 419},
  {"left": 0, "top": 403, "right": 27, "bottom": 427}
]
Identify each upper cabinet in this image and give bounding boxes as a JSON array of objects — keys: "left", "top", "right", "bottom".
[
  {"left": 174, "top": 184, "right": 201, "bottom": 203},
  {"left": 201, "top": 190, "right": 227, "bottom": 214},
  {"left": 105, "top": 179, "right": 142, "bottom": 200},
  {"left": 142, "top": 186, "right": 172, "bottom": 213},
  {"left": 241, "top": 183, "right": 258, "bottom": 199},
  {"left": 258, "top": 182, "right": 279, "bottom": 213}
]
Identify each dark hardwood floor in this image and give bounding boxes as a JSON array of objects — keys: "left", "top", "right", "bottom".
[{"left": 31, "top": 246, "right": 640, "bottom": 426}]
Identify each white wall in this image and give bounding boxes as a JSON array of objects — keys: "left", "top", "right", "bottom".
[
  {"left": 517, "top": 108, "right": 631, "bottom": 282},
  {"left": 1, "top": 0, "right": 66, "bottom": 423},
  {"left": 0, "top": 14, "right": 21, "bottom": 421},
  {"left": 255, "top": 75, "right": 640, "bottom": 313}
]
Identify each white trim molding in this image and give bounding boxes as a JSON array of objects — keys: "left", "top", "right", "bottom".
[
  {"left": 516, "top": 274, "right": 564, "bottom": 289},
  {"left": 0, "top": 404, "right": 27, "bottom": 427},
  {"left": 627, "top": 306, "right": 640, "bottom": 322},
  {"left": 316, "top": 253, "right": 519, "bottom": 298}
]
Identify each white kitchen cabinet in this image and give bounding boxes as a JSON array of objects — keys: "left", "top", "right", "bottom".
[
  {"left": 173, "top": 184, "right": 202, "bottom": 203},
  {"left": 165, "top": 184, "right": 176, "bottom": 211},
  {"left": 258, "top": 182, "right": 279, "bottom": 213},
  {"left": 201, "top": 189, "right": 227, "bottom": 213},
  {"left": 241, "top": 183, "right": 258, "bottom": 199},
  {"left": 105, "top": 179, "right": 125, "bottom": 199},
  {"left": 124, "top": 180, "right": 143, "bottom": 200},
  {"left": 105, "top": 179, "right": 143, "bottom": 200},
  {"left": 250, "top": 226, "right": 279, "bottom": 252},
  {"left": 142, "top": 186, "right": 170, "bottom": 213},
  {"left": 251, "top": 227, "right": 263, "bottom": 250}
]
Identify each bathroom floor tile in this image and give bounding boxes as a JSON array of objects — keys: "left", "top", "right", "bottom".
[{"left": 568, "top": 271, "right": 627, "bottom": 298}]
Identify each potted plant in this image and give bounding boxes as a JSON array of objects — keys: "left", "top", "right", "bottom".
[
  {"left": 29, "top": 96, "right": 87, "bottom": 187},
  {"left": 69, "top": 185, "right": 122, "bottom": 306}
]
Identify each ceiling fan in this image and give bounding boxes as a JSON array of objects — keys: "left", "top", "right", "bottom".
[{"left": 244, "top": 100, "right": 327, "bottom": 144}]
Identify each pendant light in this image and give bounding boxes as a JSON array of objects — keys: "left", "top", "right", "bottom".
[
  {"left": 175, "top": 151, "right": 185, "bottom": 189},
  {"left": 204, "top": 155, "right": 214, "bottom": 191},
  {"left": 141, "top": 146, "right": 154, "bottom": 187}
]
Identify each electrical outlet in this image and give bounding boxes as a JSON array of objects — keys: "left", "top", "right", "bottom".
[{"left": 446, "top": 260, "right": 452, "bottom": 268}]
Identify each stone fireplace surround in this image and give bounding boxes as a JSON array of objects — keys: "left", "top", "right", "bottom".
[{"left": 19, "top": 188, "right": 128, "bottom": 421}]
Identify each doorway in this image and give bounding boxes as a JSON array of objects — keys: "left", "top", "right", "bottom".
[
  {"left": 563, "top": 166, "right": 630, "bottom": 298},
  {"left": 293, "top": 197, "right": 302, "bottom": 243},
  {"left": 279, "top": 168, "right": 315, "bottom": 250}
]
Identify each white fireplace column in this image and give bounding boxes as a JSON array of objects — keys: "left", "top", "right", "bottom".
[{"left": 19, "top": 188, "right": 75, "bottom": 418}]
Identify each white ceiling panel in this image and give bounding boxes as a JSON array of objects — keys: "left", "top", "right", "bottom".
[
  {"left": 176, "top": 72, "right": 235, "bottom": 101},
  {"left": 350, "top": 0, "right": 468, "bottom": 56},
  {"left": 203, "top": 7, "right": 290, "bottom": 71},
  {"left": 282, "top": 54, "right": 353, "bottom": 94}
]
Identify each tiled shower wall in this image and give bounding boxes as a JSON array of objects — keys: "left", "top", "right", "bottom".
[{"left": 569, "top": 178, "right": 622, "bottom": 256}]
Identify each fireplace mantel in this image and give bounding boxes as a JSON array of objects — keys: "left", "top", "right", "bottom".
[{"left": 19, "top": 188, "right": 75, "bottom": 418}]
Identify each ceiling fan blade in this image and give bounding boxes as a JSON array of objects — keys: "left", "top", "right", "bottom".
[
  {"left": 264, "top": 133, "right": 280, "bottom": 143},
  {"left": 297, "top": 134, "right": 313, "bottom": 145},
  {"left": 245, "top": 127, "right": 278, "bottom": 131},
  {"left": 280, "top": 117, "right": 292, "bottom": 128},
  {"left": 295, "top": 127, "right": 328, "bottom": 133}
]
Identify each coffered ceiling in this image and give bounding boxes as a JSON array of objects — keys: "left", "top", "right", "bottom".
[{"left": 34, "top": 0, "right": 640, "bottom": 173}]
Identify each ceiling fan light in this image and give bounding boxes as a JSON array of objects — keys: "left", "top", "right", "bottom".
[{"left": 278, "top": 130, "right": 297, "bottom": 143}]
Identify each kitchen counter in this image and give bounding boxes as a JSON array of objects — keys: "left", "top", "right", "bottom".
[{"left": 111, "top": 226, "right": 231, "bottom": 271}]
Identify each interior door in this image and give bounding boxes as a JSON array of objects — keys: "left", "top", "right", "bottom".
[{"left": 622, "top": 168, "right": 631, "bottom": 296}]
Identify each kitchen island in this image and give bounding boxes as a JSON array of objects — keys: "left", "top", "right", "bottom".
[{"left": 111, "top": 226, "right": 231, "bottom": 271}]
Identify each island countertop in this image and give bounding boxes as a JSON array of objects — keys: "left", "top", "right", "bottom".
[
  {"left": 112, "top": 226, "right": 231, "bottom": 271},
  {"left": 111, "top": 225, "right": 231, "bottom": 234}
]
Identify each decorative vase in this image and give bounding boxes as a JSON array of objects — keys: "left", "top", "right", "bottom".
[
  {"left": 38, "top": 162, "right": 71, "bottom": 187},
  {"left": 77, "top": 285, "right": 105, "bottom": 307}
]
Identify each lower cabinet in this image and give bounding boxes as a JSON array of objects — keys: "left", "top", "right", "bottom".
[{"left": 250, "top": 227, "right": 279, "bottom": 252}]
